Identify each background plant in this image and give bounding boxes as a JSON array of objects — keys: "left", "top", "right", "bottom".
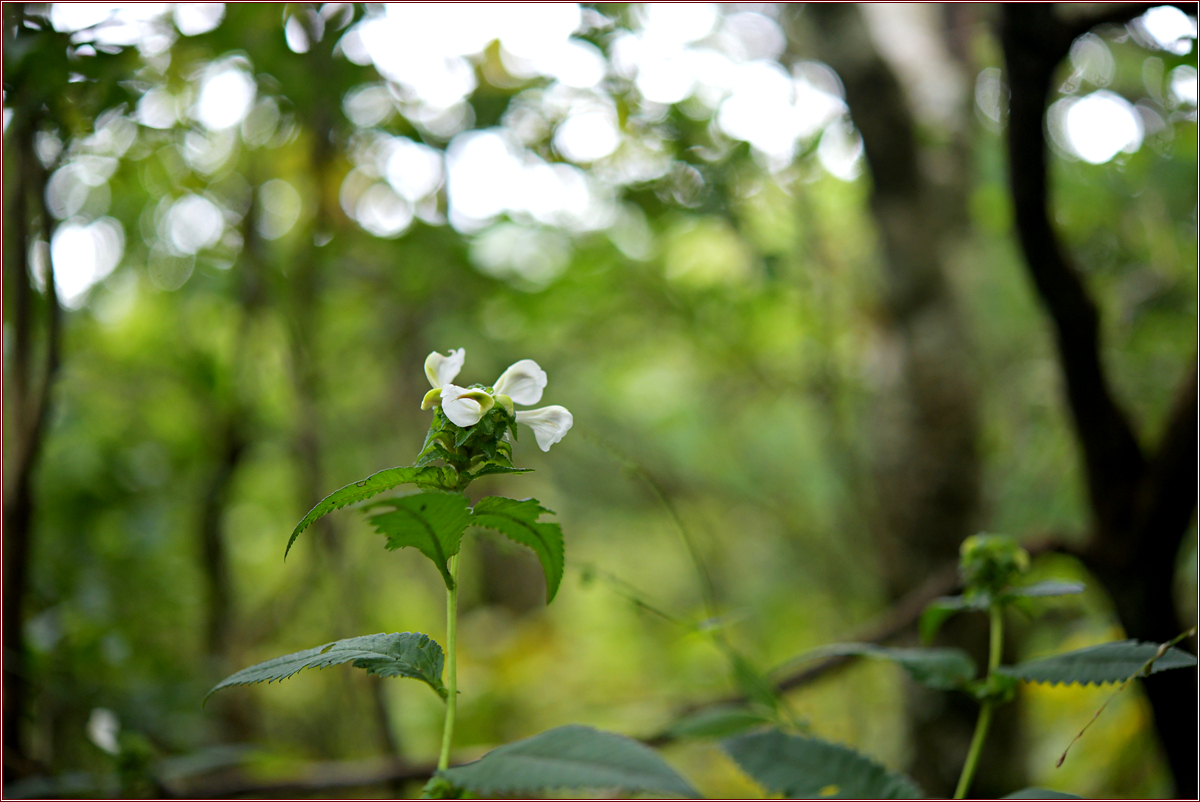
[{"left": 3, "top": 3, "right": 1195, "bottom": 798}]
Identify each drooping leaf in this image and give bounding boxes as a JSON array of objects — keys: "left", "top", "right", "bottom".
[
  {"left": 285, "top": 466, "right": 455, "bottom": 557},
  {"left": 365, "top": 492, "right": 471, "bottom": 589},
  {"left": 997, "top": 640, "right": 1198, "bottom": 686},
  {"left": 724, "top": 729, "right": 923, "bottom": 799},
  {"left": 440, "top": 725, "right": 700, "bottom": 798},
  {"left": 666, "top": 705, "right": 773, "bottom": 741},
  {"left": 1003, "top": 788, "right": 1081, "bottom": 798},
  {"left": 918, "top": 594, "right": 985, "bottom": 644},
  {"left": 796, "top": 643, "right": 976, "bottom": 691},
  {"left": 1008, "top": 580, "right": 1085, "bottom": 598},
  {"left": 205, "top": 632, "right": 446, "bottom": 704},
  {"left": 469, "top": 496, "right": 564, "bottom": 603}
]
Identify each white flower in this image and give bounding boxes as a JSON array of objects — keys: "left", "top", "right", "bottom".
[
  {"left": 438, "top": 383, "right": 495, "bottom": 427},
  {"left": 425, "top": 348, "right": 465, "bottom": 388},
  {"left": 515, "top": 405, "right": 574, "bottom": 452},
  {"left": 420, "top": 349, "right": 572, "bottom": 450},
  {"left": 492, "top": 359, "right": 547, "bottom": 405}
]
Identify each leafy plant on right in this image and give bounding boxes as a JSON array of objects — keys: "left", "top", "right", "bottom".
[{"left": 713, "top": 533, "right": 1196, "bottom": 799}]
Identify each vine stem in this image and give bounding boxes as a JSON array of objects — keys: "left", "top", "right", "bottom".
[
  {"left": 437, "top": 554, "right": 460, "bottom": 772},
  {"left": 954, "top": 604, "right": 1004, "bottom": 800}
]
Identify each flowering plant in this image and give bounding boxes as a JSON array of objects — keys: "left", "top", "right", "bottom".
[{"left": 205, "top": 354, "right": 1196, "bottom": 800}]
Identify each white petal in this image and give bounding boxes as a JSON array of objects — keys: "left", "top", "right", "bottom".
[
  {"left": 425, "top": 348, "right": 465, "bottom": 388},
  {"left": 515, "top": 405, "right": 573, "bottom": 451},
  {"left": 493, "top": 358, "right": 547, "bottom": 406},
  {"left": 440, "top": 383, "right": 488, "bottom": 427}
]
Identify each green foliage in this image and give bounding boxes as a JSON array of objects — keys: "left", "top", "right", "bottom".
[
  {"left": 665, "top": 705, "right": 773, "bottom": 741},
  {"left": 920, "top": 579, "right": 1085, "bottom": 643},
  {"left": 285, "top": 466, "right": 455, "bottom": 557},
  {"left": 997, "top": 640, "right": 1198, "bottom": 686},
  {"left": 1002, "top": 789, "right": 1081, "bottom": 799},
  {"left": 439, "top": 725, "right": 700, "bottom": 798},
  {"left": 204, "top": 632, "right": 446, "bottom": 703},
  {"left": 364, "top": 492, "right": 471, "bottom": 589},
  {"left": 724, "top": 729, "right": 924, "bottom": 799},
  {"left": 797, "top": 643, "right": 977, "bottom": 691},
  {"left": 959, "top": 533, "right": 1030, "bottom": 598},
  {"left": 469, "top": 496, "right": 564, "bottom": 603},
  {"left": 1008, "top": 580, "right": 1085, "bottom": 598},
  {"left": 919, "top": 595, "right": 987, "bottom": 644}
]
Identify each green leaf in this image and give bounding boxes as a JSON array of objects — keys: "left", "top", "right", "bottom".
[
  {"left": 439, "top": 725, "right": 699, "bottom": 798},
  {"left": 204, "top": 632, "right": 446, "bottom": 704},
  {"left": 470, "top": 496, "right": 564, "bottom": 603},
  {"left": 1003, "top": 788, "right": 1081, "bottom": 798},
  {"left": 666, "top": 705, "right": 773, "bottom": 741},
  {"left": 997, "top": 640, "right": 1198, "bottom": 686},
  {"left": 285, "top": 466, "right": 454, "bottom": 557},
  {"left": 724, "top": 729, "right": 923, "bottom": 799},
  {"left": 365, "top": 492, "right": 471, "bottom": 589},
  {"left": 731, "top": 651, "right": 779, "bottom": 712},
  {"left": 1008, "top": 580, "right": 1085, "bottom": 598},
  {"left": 467, "top": 464, "right": 531, "bottom": 481},
  {"left": 919, "top": 595, "right": 984, "bottom": 644},
  {"left": 798, "top": 643, "right": 976, "bottom": 691}
]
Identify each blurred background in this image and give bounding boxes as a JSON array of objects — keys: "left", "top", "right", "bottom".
[{"left": 3, "top": 2, "right": 1196, "bottom": 798}]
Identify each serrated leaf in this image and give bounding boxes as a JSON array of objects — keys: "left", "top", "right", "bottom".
[
  {"left": 285, "top": 466, "right": 454, "bottom": 557},
  {"left": 205, "top": 632, "right": 446, "bottom": 704},
  {"left": 667, "top": 705, "right": 772, "bottom": 741},
  {"left": 1008, "top": 580, "right": 1085, "bottom": 598},
  {"left": 440, "top": 725, "right": 699, "bottom": 798},
  {"left": 997, "top": 640, "right": 1198, "bottom": 686},
  {"left": 366, "top": 492, "right": 471, "bottom": 589},
  {"left": 416, "top": 443, "right": 459, "bottom": 468},
  {"left": 800, "top": 643, "right": 976, "bottom": 690},
  {"left": 1003, "top": 788, "right": 1081, "bottom": 798},
  {"left": 470, "top": 497, "right": 564, "bottom": 603},
  {"left": 724, "top": 729, "right": 923, "bottom": 799},
  {"left": 468, "top": 464, "right": 531, "bottom": 481}
]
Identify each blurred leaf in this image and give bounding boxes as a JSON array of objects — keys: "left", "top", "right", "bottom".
[
  {"left": 1003, "top": 788, "right": 1081, "bottom": 798},
  {"left": 1008, "top": 580, "right": 1085, "bottom": 598},
  {"left": 731, "top": 651, "right": 780, "bottom": 712},
  {"left": 997, "top": 640, "right": 1198, "bottom": 686},
  {"left": 724, "top": 729, "right": 923, "bottom": 799},
  {"left": 918, "top": 595, "right": 985, "bottom": 644},
  {"left": 440, "top": 725, "right": 700, "bottom": 798},
  {"left": 365, "top": 492, "right": 471, "bottom": 588},
  {"left": 205, "top": 632, "right": 446, "bottom": 703},
  {"left": 470, "top": 496, "right": 564, "bottom": 603},
  {"left": 666, "top": 705, "right": 772, "bottom": 741},
  {"left": 285, "top": 466, "right": 455, "bottom": 557},
  {"left": 797, "top": 643, "right": 977, "bottom": 690}
]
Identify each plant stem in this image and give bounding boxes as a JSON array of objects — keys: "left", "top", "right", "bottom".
[
  {"left": 437, "top": 554, "right": 460, "bottom": 772},
  {"left": 954, "top": 604, "right": 1004, "bottom": 799}
]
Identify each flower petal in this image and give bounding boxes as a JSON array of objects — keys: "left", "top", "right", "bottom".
[
  {"left": 493, "top": 359, "right": 547, "bottom": 406},
  {"left": 441, "top": 384, "right": 494, "bottom": 427},
  {"left": 425, "top": 348, "right": 465, "bottom": 389},
  {"left": 515, "top": 405, "right": 573, "bottom": 452},
  {"left": 421, "top": 388, "right": 443, "bottom": 410}
]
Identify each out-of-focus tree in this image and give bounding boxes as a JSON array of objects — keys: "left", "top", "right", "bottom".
[{"left": 3, "top": 3, "right": 1195, "bottom": 797}]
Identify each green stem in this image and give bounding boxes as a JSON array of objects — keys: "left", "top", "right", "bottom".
[
  {"left": 437, "top": 554, "right": 460, "bottom": 772},
  {"left": 954, "top": 604, "right": 1004, "bottom": 800}
]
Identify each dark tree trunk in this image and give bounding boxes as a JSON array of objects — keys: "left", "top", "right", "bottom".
[
  {"left": 1001, "top": 5, "right": 1197, "bottom": 797},
  {"left": 787, "top": 5, "right": 1025, "bottom": 796}
]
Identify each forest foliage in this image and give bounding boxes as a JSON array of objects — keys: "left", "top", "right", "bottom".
[{"left": 2, "top": 3, "right": 1196, "bottom": 798}]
